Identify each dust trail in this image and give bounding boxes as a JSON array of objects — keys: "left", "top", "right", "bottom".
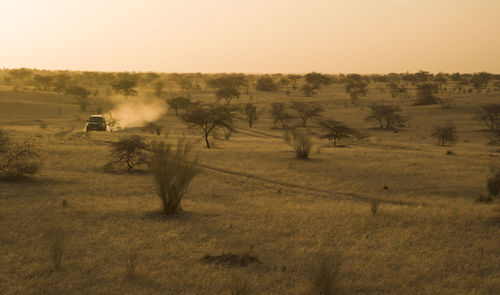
[{"left": 107, "top": 98, "right": 167, "bottom": 129}]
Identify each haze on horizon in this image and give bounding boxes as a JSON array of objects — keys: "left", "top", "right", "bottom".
[{"left": 1, "top": 0, "right": 499, "bottom": 74}]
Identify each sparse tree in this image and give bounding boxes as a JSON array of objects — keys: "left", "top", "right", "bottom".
[
  {"left": 305, "top": 72, "right": 333, "bottom": 89},
  {"left": 471, "top": 72, "right": 492, "bottom": 93},
  {"left": 242, "top": 102, "right": 262, "bottom": 128},
  {"left": 166, "top": 96, "right": 193, "bottom": 116},
  {"left": 181, "top": 103, "right": 238, "bottom": 148},
  {"left": 112, "top": 79, "right": 138, "bottom": 100},
  {"left": 318, "top": 119, "right": 356, "bottom": 146},
  {"left": 287, "top": 74, "right": 301, "bottom": 90},
  {"left": 66, "top": 85, "right": 91, "bottom": 111},
  {"left": 365, "top": 103, "right": 407, "bottom": 129},
  {"left": 301, "top": 83, "right": 317, "bottom": 97},
  {"left": 8, "top": 68, "right": 33, "bottom": 91},
  {"left": 53, "top": 73, "right": 72, "bottom": 94},
  {"left": 33, "top": 74, "right": 53, "bottom": 91},
  {"left": 270, "top": 102, "right": 294, "bottom": 129},
  {"left": 431, "top": 122, "right": 458, "bottom": 146},
  {"left": 476, "top": 104, "right": 500, "bottom": 129},
  {"left": 215, "top": 87, "right": 240, "bottom": 104},
  {"left": 151, "top": 137, "right": 198, "bottom": 214},
  {"left": 105, "top": 135, "right": 150, "bottom": 172},
  {"left": 289, "top": 101, "right": 324, "bottom": 127}
]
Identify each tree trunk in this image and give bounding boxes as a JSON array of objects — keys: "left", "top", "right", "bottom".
[{"left": 204, "top": 131, "right": 211, "bottom": 148}]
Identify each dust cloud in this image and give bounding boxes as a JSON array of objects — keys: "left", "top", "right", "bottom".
[{"left": 107, "top": 98, "right": 167, "bottom": 129}]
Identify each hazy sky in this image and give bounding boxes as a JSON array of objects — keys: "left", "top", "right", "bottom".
[{"left": 1, "top": 0, "right": 499, "bottom": 73}]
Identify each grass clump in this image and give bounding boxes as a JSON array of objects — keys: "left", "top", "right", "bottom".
[
  {"left": 284, "top": 128, "right": 313, "bottom": 159},
  {"left": 230, "top": 273, "right": 252, "bottom": 295},
  {"left": 50, "top": 227, "right": 65, "bottom": 270},
  {"left": 370, "top": 200, "right": 380, "bottom": 216},
  {"left": 151, "top": 137, "right": 198, "bottom": 215},
  {"left": 307, "top": 251, "right": 343, "bottom": 295}
]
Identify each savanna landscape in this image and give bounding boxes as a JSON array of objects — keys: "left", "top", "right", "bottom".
[{"left": 0, "top": 69, "right": 499, "bottom": 294}]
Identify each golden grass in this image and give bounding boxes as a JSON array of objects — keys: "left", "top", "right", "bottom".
[{"left": 0, "top": 86, "right": 499, "bottom": 294}]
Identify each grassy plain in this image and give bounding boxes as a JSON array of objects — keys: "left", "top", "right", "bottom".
[{"left": 0, "top": 83, "right": 499, "bottom": 294}]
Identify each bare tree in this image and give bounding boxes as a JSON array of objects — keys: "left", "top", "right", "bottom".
[
  {"left": 104, "top": 112, "right": 120, "bottom": 132},
  {"left": 0, "top": 130, "right": 41, "bottom": 178}
]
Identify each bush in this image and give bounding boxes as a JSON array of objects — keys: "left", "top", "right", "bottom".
[
  {"left": 0, "top": 130, "right": 41, "bottom": 179},
  {"left": 283, "top": 129, "right": 312, "bottom": 159},
  {"left": 50, "top": 227, "right": 65, "bottom": 270},
  {"left": 415, "top": 83, "right": 439, "bottom": 105},
  {"left": 151, "top": 138, "right": 198, "bottom": 214},
  {"left": 431, "top": 122, "right": 458, "bottom": 146},
  {"left": 105, "top": 135, "right": 150, "bottom": 172},
  {"left": 145, "top": 122, "right": 163, "bottom": 135},
  {"left": 365, "top": 103, "right": 407, "bottom": 129},
  {"left": 307, "top": 252, "right": 342, "bottom": 295},
  {"left": 230, "top": 273, "right": 252, "bottom": 295}
]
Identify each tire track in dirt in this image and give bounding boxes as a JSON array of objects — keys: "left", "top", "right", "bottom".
[{"left": 200, "top": 163, "right": 419, "bottom": 207}]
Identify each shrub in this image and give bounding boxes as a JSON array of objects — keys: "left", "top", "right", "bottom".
[
  {"left": 476, "top": 104, "right": 500, "bottom": 129},
  {"left": 283, "top": 129, "right": 313, "bottom": 159},
  {"left": 105, "top": 135, "right": 150, "bottom": 172},
  {"left": 145, "top": 122, "right": 163, "bottom": 135},
  {"left": 431, "top": 122, "right": 458, "bottom": 146},
  {"left": 307, "top": 252, "right": 342, "bottom": 295},
  {"left": 125, "top": 251, "right": 138, "bottom": 278},
  {"left": 255, "top": 76, "right": 278, "bottom": 92},
  {"left": 0, "top": 130, "right": 41, "bottom": 179},
  {"left": 270, "top": 102, "right": 294, "bottom": 129},
  {"left": 151, "top": 138, "right": 198, "bottom": 214},
  {"left": 370, "top": 200, "right": 379, "bottom": 216},
  {"left": 104, "top": 112, "right": 120, "bottom": 132},
  {"left": 414, "top": 83, "right": 439, "bottom": 105}
]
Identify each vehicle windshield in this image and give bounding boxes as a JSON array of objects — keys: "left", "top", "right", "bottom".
[{"left": 89, "top": 117, "right": 104, "bottom": 123}]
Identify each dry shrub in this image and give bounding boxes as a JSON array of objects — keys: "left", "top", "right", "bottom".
[
  {"left": 487, "top": 165, "right": 500, "bottom": 198},
  {"left": 125, "top": 251, "right": 138, "bottom": 278},
  {"left": 370, "top": 200, "right": 380, "bottom": 216},
  {"left": 307, "top": 251, "right": 343, "bottom": 295},
  {"left": 0, "top": 129, "right": 41, "bottom": 179},
  {"left": 105, "top": 135, "right": 150, "bottom": 172},
  {"left": 431, "top": 122, "right": 457, "bottom": 146},
  {"left": 284, "top": 128, "right": 313, "bottom": 159},
  {"left": 151, "top": 137, "right": 198, "bottom": 214}
]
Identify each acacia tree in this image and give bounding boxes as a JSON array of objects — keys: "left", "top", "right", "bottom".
[
  {"left": 105, "top": 135, "right": 150, "bottom": 172},
  {"left": 287, "top": 74, "right": 301, "bottom": 90},
  {"left": 301, "top": 72, "right": 332, "bottom": 97},
  {"left": 0, "top": 130, "right": 41, "bottom": 178},
  {"left": 471, "top": 72, "right": 492, "bottom": 93},
  {"left": 318, "top": 119, "right": 356, "bottom": 146},
  {"left": 431, "top": 122, "right": 458, "bottom": 146},
  {"left": 112, "top": 79, "right": 138, "bottom": 100},
  {"left": 33, "top": 74, "right": 53, "bottom": 91},
  {"left": 215, "top": 87, "right": 240, "bottom": 104},
  {"left": 8, "top": 68, "right": 33, "bottom": 91},
  {"left": 166, "top": 96, "right": 193, "bottom": 116},
  {"left": 255, "top": 76, "right": 278, "bottom": 91},
  {"left": 476, "top": 104, "right": 500, "bottom": 129},
  {"left": 66, "top": 85, "right": 91, "bottom": 111},
  {"left": 53, "top": 74, "right": 72, "bottom": 94},
  {"left": 181, "top": 103, "right": 238, "bottom": 148},
  {"left": 365, "top": 103, "right": 407, "bottom": 129},
  {"left": 289, "top": 101, "right": 324, "bottom": 127},
  {"left": 270, "top": 102, "right": 294, "bottom": 129}
]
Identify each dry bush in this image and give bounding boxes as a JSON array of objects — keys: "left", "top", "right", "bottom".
[
  {"left": 105, "top": 135, "right": 150, "bottom": 172},
  {"left": 370, "top": 200, "right": 380, "bottom": 216},
  {"left": 283, "top": 128, "right": 313, "bottom": 159},
  {"left": 151, "top": 137, "right": 198, "bottom": 214},
  {"left": 307, "top": 251, "right": 343, "bottom": 295},
  {"left": 104, "top": 112, "right": 120, "bottom": 132},
  {"left": 0, "top": 129, "right": 41, "bottom": 179},
  {"left": 125, "top": 251, "right": 138, "bottom": 278}
]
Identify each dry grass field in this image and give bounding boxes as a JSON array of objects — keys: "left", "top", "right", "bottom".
[{"left": 1, "top": 82, "right": 499, "bottom": 294}]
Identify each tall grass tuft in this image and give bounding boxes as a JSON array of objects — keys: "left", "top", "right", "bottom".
[
  {"left": 487, "top": 165, "right": 500, "bottom": 198},
  {"left": 50, "top": 228, "right": 65, "bottom": 270},
  {"left": 230, "top": 273, "right": 252, "bottom": 295},
  {"left": 283, "top": 128, "right": 313, "bottom": 159},
  {"left": 307, "top": 252, "right": 343, "bottom": 295},
  {"left": 151, "top": 137, "right": 198, "bottom": 215},
  {"left": 125, "top": 251, "right": 138, "bottom": 278},
  {"left": 370, "top": 200, "right": 380, "bottom": 216}
]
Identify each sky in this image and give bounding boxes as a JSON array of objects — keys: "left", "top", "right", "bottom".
[{"left": 1, "top": 0, "right": 499, "bottom": 74}]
